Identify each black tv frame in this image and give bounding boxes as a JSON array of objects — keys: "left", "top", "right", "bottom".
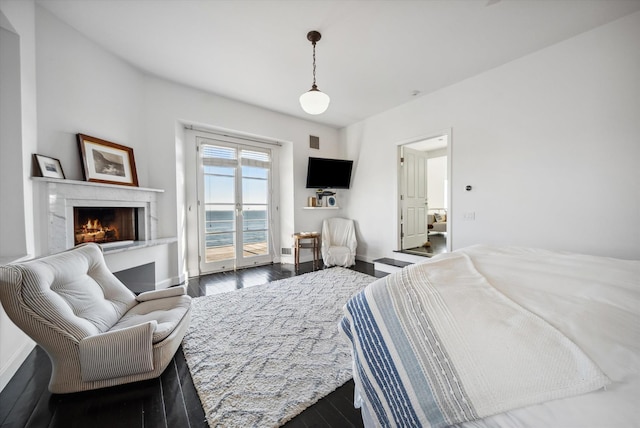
[{"left": 305, "top": 157, "right": 353, "bottom": 189}]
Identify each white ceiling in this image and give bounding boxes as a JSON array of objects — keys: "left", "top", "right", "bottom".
[{"left": 37, "top": 0, "right": 640, "bottom": 129}]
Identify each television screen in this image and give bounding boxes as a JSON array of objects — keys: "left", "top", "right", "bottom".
[{"left": 305, "top": 157, "right": 353, "bottom": 189}]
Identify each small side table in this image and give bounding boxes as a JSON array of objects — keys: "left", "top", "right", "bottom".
[{"left": 292, "top": 232, "right": 320, "bottom": 269}]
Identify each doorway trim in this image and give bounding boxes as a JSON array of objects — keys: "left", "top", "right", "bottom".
[{"left": 396, "top": 128, "right": 452, "bottom": 253}]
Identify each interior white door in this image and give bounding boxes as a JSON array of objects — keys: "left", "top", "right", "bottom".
[
  {"left": 401, "top": 146, "right": 429, "bottom": 249},
  {"left": 197, "top": 137, "right": 272, "bottom": 274}
]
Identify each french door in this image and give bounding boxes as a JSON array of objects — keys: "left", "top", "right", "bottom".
[
  {"left": 197, "top": 136, "right": 272, "bottom": 273},
  {"left": 401, "top": 146, "right": 429, "bottom": 249}
]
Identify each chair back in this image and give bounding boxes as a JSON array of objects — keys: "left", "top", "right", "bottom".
[
  {"left": 322, "top": 217, "right": 355, "bottom": 247},
  {"left": 0, "top": 244, "right": 137, "bottom": 344}
]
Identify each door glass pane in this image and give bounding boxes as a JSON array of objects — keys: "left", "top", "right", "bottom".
[
  {"left": 204, "top": 166, "right": 234, "bottom": 204},
  {"left": 204, "top": 205, "right": 235, "bottom": 262},
  {"left": 242, "top": 165, "right": 268, "bottom": 181},
  {"left": 204, "top": 165, "right": 236, "bottom": 262},
  {"left": 242, "top": 167, "right": 268, "bottom": 204},
  {"left": 242, "top": 166, "right": 268, "bottom": 257}
]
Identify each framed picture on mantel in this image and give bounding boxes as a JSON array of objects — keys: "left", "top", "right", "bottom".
[
  {"left": 33, "top": 154, "right": 66, "bottom": 179},
  {"left": 77, "top": 133, "right": 139, "bottom": 187}
]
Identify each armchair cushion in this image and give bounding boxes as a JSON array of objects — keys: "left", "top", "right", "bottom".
[
  {"left": 324, "top": 246, "right": 353, "bottom": 267},
  {"left": 112, "top": 295, "right": 192, "bottom": 343}
]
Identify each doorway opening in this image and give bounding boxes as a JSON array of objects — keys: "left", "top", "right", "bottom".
[{"left": 398, "top": 131, "right": 451, "bottom": 256}]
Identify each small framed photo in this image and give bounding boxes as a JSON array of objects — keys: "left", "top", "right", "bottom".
[
  {"left": 77, "top": 133, "right": 138, "bottom": 187},
  {"left": 33, "top": 154, "right": 66, "bottom": 179}
]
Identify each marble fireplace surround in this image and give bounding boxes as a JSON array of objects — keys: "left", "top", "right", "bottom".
[{"left": 34, "top": 178, "right": 163, "bottom": 255}]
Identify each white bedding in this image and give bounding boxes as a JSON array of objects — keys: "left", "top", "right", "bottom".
[{"left": 355, "top": 245, "right": 640, "bottom": 427}]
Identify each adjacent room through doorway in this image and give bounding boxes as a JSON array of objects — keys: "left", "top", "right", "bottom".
[{"left": 398, "top": 132, "right": 450, "bottom": 257}]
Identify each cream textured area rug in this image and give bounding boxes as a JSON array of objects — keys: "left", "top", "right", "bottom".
[{"left": 181, "top": 267, "right": 376, "bottom": 428}]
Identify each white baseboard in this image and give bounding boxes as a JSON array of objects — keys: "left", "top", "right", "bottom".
[
  {"left": 0, "top": 338, "right": 35, "bottom": 393},
  {"left": 156, "top": 274, "right": 184, "bottom": 289},
  {"left": 373, "top": 261, "right": 405, "bottom": 274},
  {"left": 178, "top": 272, "right": 188, "bottom": 285}
]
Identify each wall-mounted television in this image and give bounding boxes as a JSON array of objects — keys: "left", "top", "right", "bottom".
[{"left": 305, "top": 157, "right": 354, "bottom": 189}]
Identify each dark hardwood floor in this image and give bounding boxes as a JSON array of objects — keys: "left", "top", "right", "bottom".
[
  {"left": 400, "top": 233, "right": 447, "bottom": 258},
  {"left": 0, "top": 260, "right": 386, "bottom": 428},
  {"left": 426, "top": 233, "right": 447, "bottom": 256}
]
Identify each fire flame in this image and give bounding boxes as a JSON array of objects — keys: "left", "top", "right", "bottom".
[
  {"left": 75, "top": 218, "right": 119, "bottom": 244},
  {"left": 85, "top": 219, "right": 102, "bottom": 230}
]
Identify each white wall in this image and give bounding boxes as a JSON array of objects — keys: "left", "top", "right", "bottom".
[
  {"left": 342, "top": 11, "right": 640, "bottom": 261},
  {"left": 427, "top": 155, "right": 447, "bottom": 210},
  {"left": 0, "top": 0, "right": 37, "bottom": 260},
  {"left": 0, "top": 22, "right": 26, "bottom": 259},
  {"left": 0, "top": 0, "right": 37, "bottom": 393},
  {"left": 34, "top": 6, "right": 146, "bottom": 192}
]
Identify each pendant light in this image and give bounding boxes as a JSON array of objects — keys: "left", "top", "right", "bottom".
[{"left": 299, "top": 31, "right": 330, "bottom": 115}]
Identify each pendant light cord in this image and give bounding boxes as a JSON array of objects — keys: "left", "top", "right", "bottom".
[{"left": 312, "top": 41, "right": 317, "bottom": 89}]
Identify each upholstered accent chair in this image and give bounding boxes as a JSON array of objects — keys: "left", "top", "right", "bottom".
[
  {"left": 0, "top": 243, "right": 191, "bottom": 393},
  {"left": 321, "top": 217, "right": 357, "bottom": 267}
]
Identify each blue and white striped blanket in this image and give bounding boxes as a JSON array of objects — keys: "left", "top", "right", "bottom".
[{"left": 340, "top": 251, "right": 609, "bottom": 427}]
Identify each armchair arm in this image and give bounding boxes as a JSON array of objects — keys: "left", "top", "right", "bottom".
[
  {"left": 136, "top": 285, "right": 186, "bottom": 302},
  {"left": 79, "top": 321, "right": 157, "bottom": 381}
]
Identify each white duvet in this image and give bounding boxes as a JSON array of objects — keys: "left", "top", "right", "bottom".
[{"left": 359, "top": 245, "right": 640, "bottom": 427}]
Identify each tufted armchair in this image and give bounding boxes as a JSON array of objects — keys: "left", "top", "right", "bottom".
[{"left": 0, "top": 243, "right": 191, "bottom": 393}]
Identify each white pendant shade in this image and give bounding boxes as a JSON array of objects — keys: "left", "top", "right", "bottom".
[{"left": 299, "top": 88, "right": 330, "bottom": 115}]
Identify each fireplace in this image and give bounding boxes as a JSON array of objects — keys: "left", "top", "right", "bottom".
[
  {"left": 36, "top": 178, "right": 161, "bottom": 255},
  {"left": 36, "top": 178, "right": 180, "bottom": 290},
  {"left": 73, "top": 207, "right": 138, "bottom": 246}
]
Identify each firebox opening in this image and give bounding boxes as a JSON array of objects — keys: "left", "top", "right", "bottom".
[{"left": 74, "top": 207, "right": 138, "bottom": 246}]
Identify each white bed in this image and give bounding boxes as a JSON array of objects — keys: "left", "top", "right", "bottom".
[{"left": 340, "top": 245, "right": 640, "bottom": 427}]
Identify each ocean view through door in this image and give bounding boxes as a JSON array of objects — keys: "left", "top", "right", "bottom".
[{"left": 198, "top": 137, "right": 272, "bottom": 273}]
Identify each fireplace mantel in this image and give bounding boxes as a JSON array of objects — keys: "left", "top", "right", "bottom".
[{"left": 33, "top": 177, "right": 164, "bottom": 194}]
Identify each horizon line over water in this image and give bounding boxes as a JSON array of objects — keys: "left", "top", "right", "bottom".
[{"left": 205, "top": 209, "right": 267, "bottom": 247}]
